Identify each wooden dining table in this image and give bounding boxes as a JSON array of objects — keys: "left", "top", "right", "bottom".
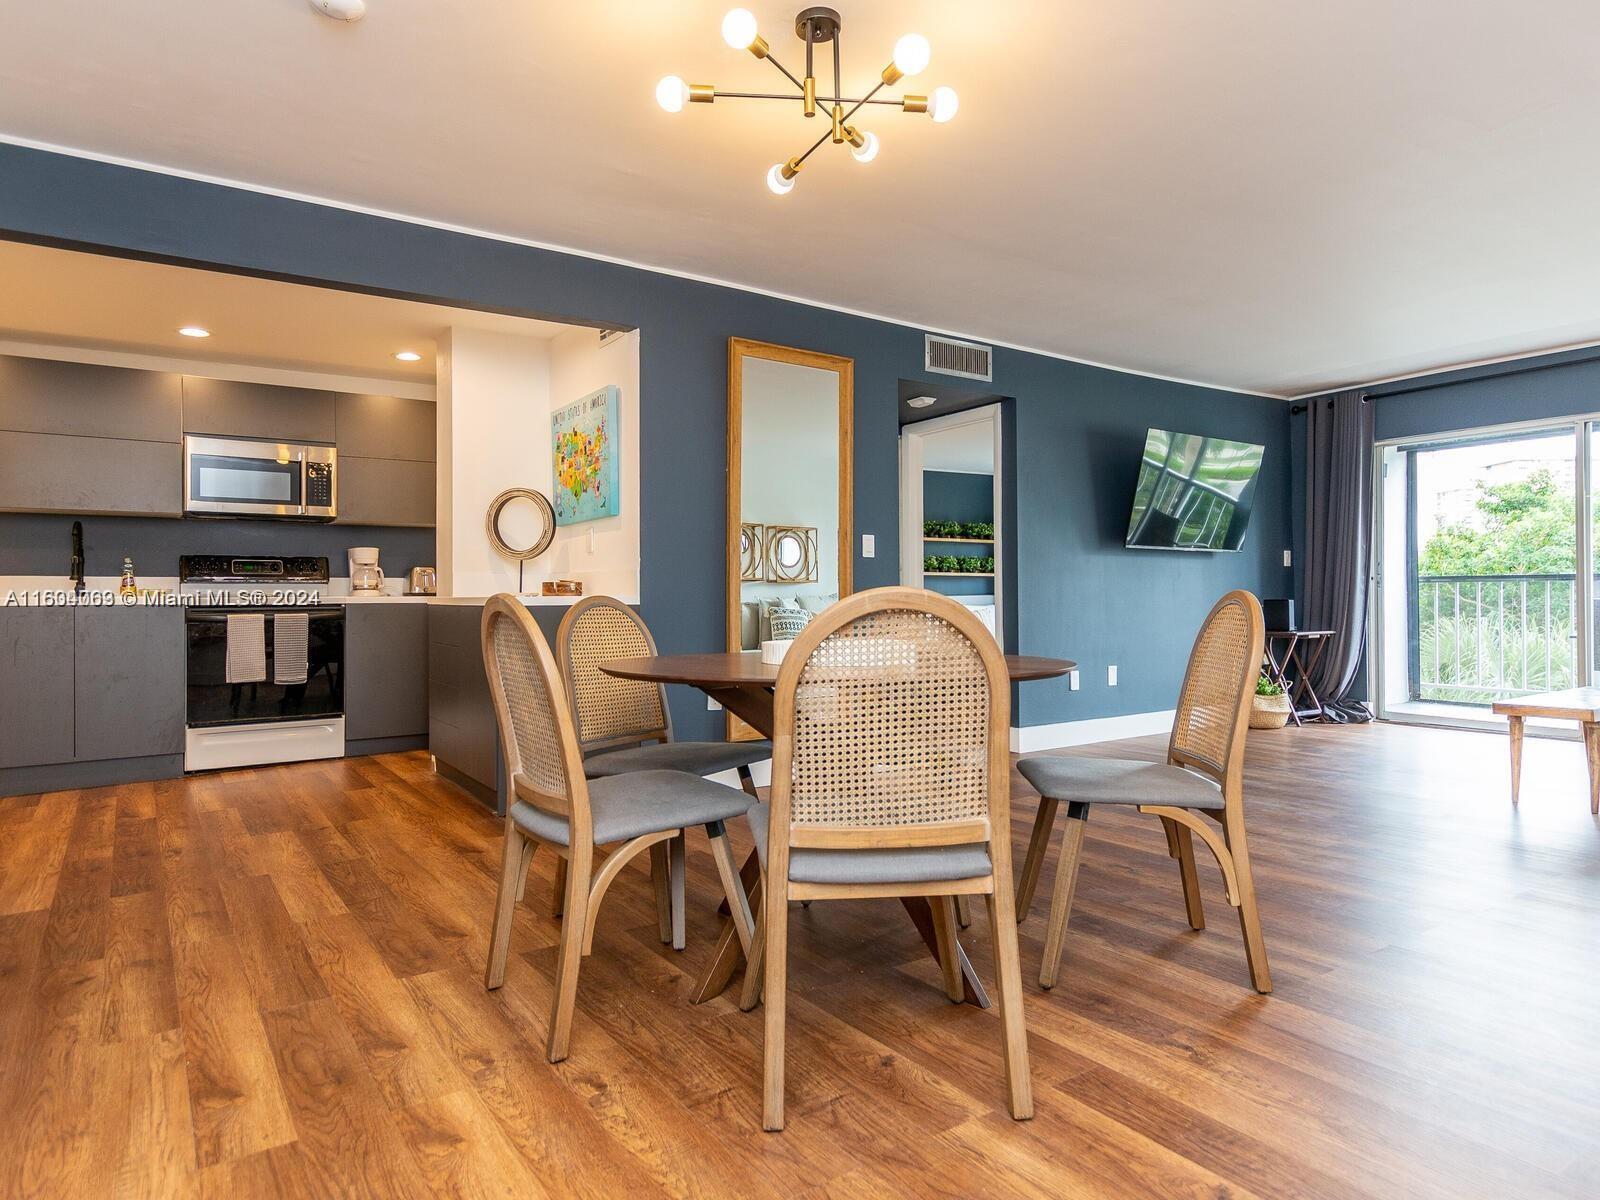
[{"left": 600, "top": 649, "right": 1075, "bottom": 1008}]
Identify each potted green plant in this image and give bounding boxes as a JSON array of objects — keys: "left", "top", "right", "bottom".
[
  {"left": 923, "top": 519, "right": 962, "bottom": 539},
  {"left": 961, "top": 521, "right": 994, "bottom": 540},
  {"left": 1250, "top": 674, "right": 1291, "bottom": 730}
]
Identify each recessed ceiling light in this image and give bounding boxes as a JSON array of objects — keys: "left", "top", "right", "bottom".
[
  {"left": 394, "top": 350, "right": 423, "bottom": 362},
  {"left": 907, "top": 395, "right": 937, "bottom": 408},
  {"left": 177, "top": 326, "right": 211, "bottom": 338}
]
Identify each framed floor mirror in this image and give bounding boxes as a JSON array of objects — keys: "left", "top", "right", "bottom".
[{"left": 726, "top": 337, "right": 854, "bottom": 740}]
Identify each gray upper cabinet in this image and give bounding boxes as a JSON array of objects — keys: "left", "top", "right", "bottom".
[
  {"left": 182, "top": 377, "right": 337, "bottom": 444},
  {"left": 0, "top": 430, "right": 182, "bottom": 516},
  {"left": 336, "top": 457, "right": 436, "bottom": 527},
  {"left": 336, "top": 393, "right": 436, "bottom": 462},
  {"left": 345, "top": 604, "right": 429, "bottom": 743},
  {"left": 74, "top": 606, "right": 185, "bottom": 762},
  {"left": 0, "top": 608, "right": 75, "bottom": 769},
  {"left": 0, "top": 355, "right": 181, "bottom": 443}
]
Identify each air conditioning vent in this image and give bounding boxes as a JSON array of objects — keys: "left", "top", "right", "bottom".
[{"left": 924, "top": 334, "right": 993, "bottom": 382}]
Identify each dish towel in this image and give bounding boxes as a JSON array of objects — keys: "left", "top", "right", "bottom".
[
  {"left": 273, "top": 612, "right": 310, "bottom": 685},
  {"left": 225, "top": 613, "right": 267, "bottom": 684}
]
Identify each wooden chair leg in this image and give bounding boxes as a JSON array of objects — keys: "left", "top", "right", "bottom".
[
  {"left": 707, "top": 822, "right": 754, "bottom": 954},
  {"left": 931, "top": 896, "right": 965, "bottom": 1002},
  {"left": 551, "top": 856, "right": 567, "bottom": 918},
  {"left": 986, "top": 884, "right": 1034, "bottom": 1120},
  {"left": 954, "top": 894, "right": 972, "bottom": 929},
  {"left": 1224, "top": 815, "right": 1272, "bottom": 994},
  {"left": 650, "top": 842, "right": 672, "bottom": 944},
  {"left": 513, "top": 834, "right": 537, "bottom": 903},
  {"left": 1015, "top": 795, "right": 1059, "bottom": 920},
  {"left": 762, "top": 882, "right": 789, "bottom": 1132},
  {"left": 484, "top": 827, "right": 529, "bottom": 990},
  {"left": 1038, "top": 807, "right": 1088, "bottom": 990},
  {"left": 739, "top": 896, "right": 766, "bottom": 1012},
  {"left": 546, "top": 845, "right": 592, "bottom": 1063},
  {"left": 1167, "top": 817, "right": 1206, "bottom": 931},
  {"left": 669, "top": 833, "right": 687, "bottom": 951},
  {"left": 737, "top": 763, "right": 760, "bottom": 799}
]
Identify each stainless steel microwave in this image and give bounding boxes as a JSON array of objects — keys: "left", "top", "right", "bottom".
[{"left": 183, "top": 435, "right": 337, "bottom": 520}]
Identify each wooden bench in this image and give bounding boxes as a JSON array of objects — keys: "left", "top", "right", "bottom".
[{"left": 1491, "top": 688, "right": 1600, "bottom": 813}]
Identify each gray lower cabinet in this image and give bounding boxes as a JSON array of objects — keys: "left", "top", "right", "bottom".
[
  {"left": 0, "top": 430, "right": 182, "bottom": 516},
  {"left": 344, "top": 604, "right": 429, "bottom": 744},
  {"left": 428, "top": 603, "right": 500, "bottom": 801},
  {"left": 0, "top": 608, "right": 75, "bottom": 769},
  {"left": 337, "top": 456, "right": 436, "bottom": 527},
  {"left": 73, "top": 606, "right": 184, "bottom": 762}
]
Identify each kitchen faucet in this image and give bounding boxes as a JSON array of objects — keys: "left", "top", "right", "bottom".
[{"left": 70, "top": 520, "right": 85, "bottom": 595}]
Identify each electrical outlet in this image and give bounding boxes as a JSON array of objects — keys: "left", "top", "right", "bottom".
[
  {"left": 1107, "top": 664, "right": 1118, "bottom": 686},
  {"left": 1282, "top": 548, "right": 1292, "bottom": 568},
  {"left": 862, "top": 533, "right": 875, "bottom": 558},
  {"left": 1069, "top": 669, "right": 1080, "bottom": 691},
  {"left": 706, "top": 696, "right": 723, "bottom": 711}
]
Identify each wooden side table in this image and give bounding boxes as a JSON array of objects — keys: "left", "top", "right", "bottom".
[
  {"left": 1491, "top": 688, "right": 1600, "bottom": 814},
  {"left": 1263, "top": 630, "right": 1335, "bottom": 725}
]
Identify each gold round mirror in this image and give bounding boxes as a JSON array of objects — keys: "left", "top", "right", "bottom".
[{"left": 486, "top": 488, "right": 556, "bottom": 563}]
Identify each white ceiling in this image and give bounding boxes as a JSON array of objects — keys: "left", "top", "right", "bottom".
[
  {"left": 0, "top": 240, "right": 579, "bottom": 381},
  {"left": 4, "top": 2, "right": 1600, "bottom": 397}
]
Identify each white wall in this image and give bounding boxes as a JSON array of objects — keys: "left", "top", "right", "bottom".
[
  {"left": 547, "top": 328, "right": 641, "bottom": 598},
  {"left": 437, "top": 325, "right": 640, "bottom": 600}
]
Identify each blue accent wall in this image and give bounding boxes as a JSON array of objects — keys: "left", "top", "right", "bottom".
[{"left": 0, "top": 143, "right": 1294, "bottom": 737}]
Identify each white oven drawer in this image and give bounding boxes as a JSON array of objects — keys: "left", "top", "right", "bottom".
[{"left": 184, "top": 717, "right": 345, "bottom": 772}]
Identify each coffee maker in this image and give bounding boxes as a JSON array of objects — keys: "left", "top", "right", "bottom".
[{"left": 347, "top": 546, "right": 385, "bottom": 593}]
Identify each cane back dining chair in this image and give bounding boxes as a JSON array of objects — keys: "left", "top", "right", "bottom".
[
  {"left": 742, "top": 586, "right": 1031, "bottom": 1131},
  {"left": 556, "top": 595, "right": 771, "bottom": 950},
  {"left": 1014, "top": 589, "right": 1271, "bottom": 993},
  {"left": 481, "top": 595, "right": 758, "bottom": 1062}
]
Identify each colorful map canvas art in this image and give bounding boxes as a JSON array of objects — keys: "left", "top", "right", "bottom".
[{"left": 552, "top": 385, "right": 620, "bottom": 525}]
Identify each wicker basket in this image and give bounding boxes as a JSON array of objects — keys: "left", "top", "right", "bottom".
[{"left": 1250, "top": 692, "right": 1292, "bottom": 730}]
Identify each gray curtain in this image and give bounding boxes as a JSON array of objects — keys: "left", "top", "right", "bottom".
[{"left": 1303, "top": 389, "right": 1374, "bottom": 721}]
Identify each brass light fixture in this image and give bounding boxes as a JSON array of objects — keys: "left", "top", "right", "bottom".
[{"left": 657, "top": 7, "right": 960, "bottom": 195}]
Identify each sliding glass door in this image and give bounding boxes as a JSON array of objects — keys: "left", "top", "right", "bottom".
[{"left": 1375, "top": 419, "right": 1596, "bottom": 723}]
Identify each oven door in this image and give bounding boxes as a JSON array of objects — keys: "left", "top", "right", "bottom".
[
  {"left": 185, "top": 607, "right": 345, "bottom": 727},
  {"left": 184, "top": 435, "right": 331, "bottom": 519}
]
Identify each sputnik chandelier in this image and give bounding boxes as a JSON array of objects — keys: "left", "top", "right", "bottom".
[{"left": 656, "top": 7, "right": 959, "bottom": 195}]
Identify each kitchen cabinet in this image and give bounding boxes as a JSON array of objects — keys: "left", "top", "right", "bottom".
[
  {"left": 336, "top": 456, "right": 435, "bottom": 527},
  {"left": 336, "top": 393, "right": 435, "bottom": 462},
  {"left": 0, "top": 430, "right": 182, "bottom": 516},
  {"left": 73, "top": 606, "right": 185, "bottom": 762},
  {"left": 0, "top": 355, "right": 182, "bottom": 442},
  {"left": 427, "top": 602, "right": 500, "bottom": 804},
  {"left": 181, "top": 377, "right": 337, "bottom": 444},
  {"left": 344, "top": 604, "right": 429, "bottom": 745},
  {"left": 0, "top": 608, "right": 76, "bottom": 769}
]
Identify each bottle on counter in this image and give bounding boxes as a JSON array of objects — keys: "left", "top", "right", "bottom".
[{"left": 119, "top": 556, "right": 137, "bottom": 598}]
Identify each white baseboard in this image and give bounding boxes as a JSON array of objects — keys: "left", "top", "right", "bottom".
[{"left": 1010, "top": 710, "right": 1175, "bottom": 754}]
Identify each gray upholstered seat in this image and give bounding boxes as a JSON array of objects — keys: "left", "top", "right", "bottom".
[
  {"left": 583, "top": 739, "right": 772, "bottom": 779},
  {"left": 746, "top": 802, "right": 991, "bottom": 886},
  {"left": 512, "top": 769, "right": 754, "bottom": 847},
  {"left": 1016, "top": 756, "right": 1224, "bottom": 810}
]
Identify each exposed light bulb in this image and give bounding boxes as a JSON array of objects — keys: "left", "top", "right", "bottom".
[
  {"left": 766, "top": 162, "right": 796, "bottom": 195},
  {"left": 656, "top": 75, "right": 690, "bottom": 113},
  {"left": 930, "top": 86, "right": 960, "bottom": 124},
  {"left": 722, "top": 8, "right": 758, "bottom": 50},
  {"left": 850, "top": 130, "right": 880, "bottom": 163},
  {"left": 177, "top": 326, "right": 210, "bottom": 338},
  {"left": 892, "top": 33, "right": 931, "bottom": 77}
]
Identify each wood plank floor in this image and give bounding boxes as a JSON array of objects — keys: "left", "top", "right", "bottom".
[{"left": 2, "top": 721, "right": 1598, "bottom": 1198}]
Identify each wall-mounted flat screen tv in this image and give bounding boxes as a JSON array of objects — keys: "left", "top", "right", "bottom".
[{"left": 1125, "top": 428, "right": 1265, "bottom": 551}]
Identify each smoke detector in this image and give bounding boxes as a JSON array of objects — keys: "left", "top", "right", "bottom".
[
  {"left": 310, "top": 0, "right": 366, "bottom": 21},
  {"left": 906, "top": 395, "right": 938, "bottom": 409}
]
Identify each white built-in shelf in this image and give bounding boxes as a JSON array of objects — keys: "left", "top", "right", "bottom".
[
  {"left": 924, "top": 571, "right": 996, "bottom": 578},
  {"left": 924, "top": 536, "right": 994, "bottom": 544}
]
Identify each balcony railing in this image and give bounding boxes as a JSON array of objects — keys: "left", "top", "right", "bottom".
[{"left": 1414, "top": 573, "right": 1581, "bottom": 703}]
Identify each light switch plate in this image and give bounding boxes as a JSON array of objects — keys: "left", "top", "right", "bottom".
[
  {"left": 1282, "top": 549, "right": 1292, "bottom": 567},
  {"left": 1069, "top": 669, "right": 1080, "bottom": 691},
  {"left": 1107, "top": 664, "right": 1118, "bottom": 686},
  {"left": 862, "top": 533, "right": 875, "bottom": 558}
]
